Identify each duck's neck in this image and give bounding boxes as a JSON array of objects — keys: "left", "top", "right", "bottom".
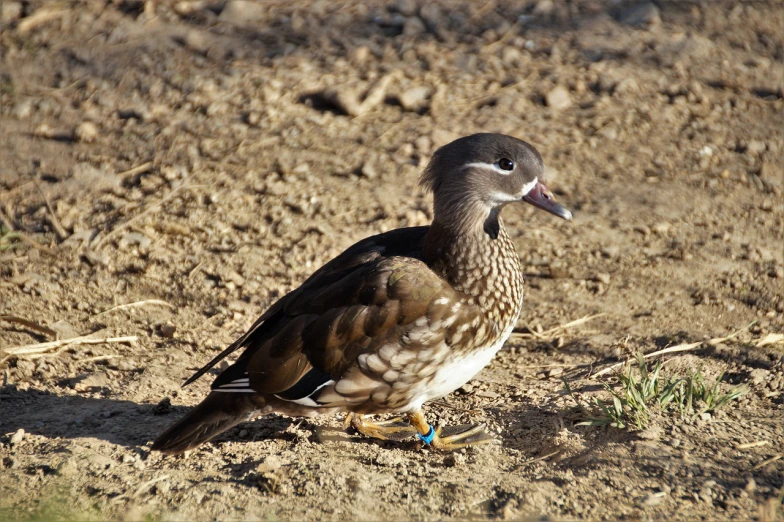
[{"left": 423, "top": 213, "right": 524, "bottom": 328}]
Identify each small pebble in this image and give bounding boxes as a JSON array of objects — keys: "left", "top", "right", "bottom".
[
  {"left": 159, "top": 324, "right": 177, "bottom": 338},
  {"left": 398, "top": 86, "right": 431, "bottom": 111},
  {"left": 0, "top": 1, "right": 23, "bottom": 22},
  {"left": 642, "top": 492, "right": 666, "bottom": 507},
  {"left": 444, "top": 452, "right": 467, "bottom": 467},
  {"left": 619, "top": 2, "right": 661, "bottom": 27},
  {"left": 545, "top": 85, "right": 572, "bottom": 110},
  {"left": 74, "top": 121, "right": 98, "bottom": 143},
  {"left": 10, "top": 429, "right": 25, "bottom": 445},
  {"left": 746, "top": 140, "right": 766, "bottom": 155}
]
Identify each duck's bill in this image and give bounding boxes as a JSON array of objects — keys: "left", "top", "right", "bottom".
[{"left": 523, "top": 182, "right": 573, "bottom": 221}]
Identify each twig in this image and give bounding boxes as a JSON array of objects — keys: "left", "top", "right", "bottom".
[
  {"left": 93, "top": 299, "right": 175, "bottom": 318},
  {"left": 17, "top": 8, "right": 68, "bottom": 34},
  {"left": 516, "top": 363, "right": 582, "bottom": 369},
  {"left": 188, "top": 261, "right": 204, "bottom": 279},
  {"left": 512, "top": 313, "right": 605, "bottom": 340},
  {"left": 520, "top": 450, "right": 561, "bottom": 466},
  {"left": 4, "top": 335, "right": 138, "bottom": 356},
  {"left": 737, "top": 441, "right": 770, "bottom": 450},
  {"left": 0, "top": 315, "right": 58, "bottom": 339},
  {"left": 0, "top": 207, "right": 15, "bottom": 232},
  {"left": 482, "top": 18, "right": 523, "bottom": 53},
  {"left": 593, "top": 321, "right": 758, "bottom": 378},
  {"left": 34, "top": 179, "right": 68, "bottom": 241},
  {"left": 94, "top": 181, "right": 188, "bottom": 249},
  {"left": 0, "top": 231, "right": 56, "bottom": 254},
  {"left": 113, "top": 474, "right": 171, "bottom": 503},
  {"left": 76, "top": 354, "right": 121, "bottom": 364},
  {"left": 117, "top": 161, "right": 153, "bottom": 179},
  {"left": 756, "top": 333, "right": 784, "bottom": 347},
  {"left": 751, "top": 454, "right": 782, "bottom": 471}
]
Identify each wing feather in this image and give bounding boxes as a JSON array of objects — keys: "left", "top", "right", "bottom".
[{"left": 186, "top": 226, "right": 486, "bottom": 410}]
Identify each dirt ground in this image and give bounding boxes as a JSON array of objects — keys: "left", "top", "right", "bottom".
[{"left": 1, "top": 0, "right": 783, "bottom": 520}]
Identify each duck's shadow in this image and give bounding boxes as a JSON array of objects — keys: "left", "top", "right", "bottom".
[{"left": 0, "top": 385, "right": 298, "bottom": 449}]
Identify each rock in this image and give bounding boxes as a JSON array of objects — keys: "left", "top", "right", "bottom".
[
  {"left": 70, "top": 163, "right": 121, "bottom": 193},
  {"left": 443, "top": 452, "right": 466, "bottom": 467},
  {"left": 601, "top": 246, "right": 620, "bottom": 259},
  {"left": 360, "top": 162, "right": 379, "bottom": 179},
  {"left": 49, "top": 320, "right": 79, "bottom": 339},
  {"left": 152, "top": 397, "right": 172, "bottom": 415},
  {"left": 73, "top": 372, "right": 111, "bottom": 392},
  {"left": 546, "top": 367, "right": 564, "bottom": 378},
  {"left": 619, "top": 2, "right": 661, "bottom": 27},
  {"left": 749, "top": 369, "right": 769, "bottom": 385},
  {"left": 614, "top": 77, "right": 639, "bottom": 96},
  {"left": 88, "top": 454, "right": 114, "bottom": 471},
  {"left": 419, "top": 4, "right": 441, "bottom": 30},
  {"left": 1, "top": 1, "right": 23, "bottom": 22},
  {"left": 56, "top": 457, "right": 78, "bottom": 476},
  {"left": 593, "top": 272, "right": 611, "bottom": 285},
  {"left": 10, "top": 429, "right": 25, "bottom": 445},
  {"left": 219, "top": 1, "right": 266, "bottom": 25},
  {"left": 759, "top": 162, "right": 783, "bottom": 191},
  {"left": 548, "top": 264, "right": 569, "bottom": 279},
  {"left": 642, "top": 492, "right": 665, "bottom": 507},
  {"left": 746, "top": 140, "right": 766, "bottom": 155},
  {"left": 349, "top": 46, "right": 371, "bottom": 64},
  {"left": 398, "top": 86, "right": 431, "bottom": 111},
  {"left": 12, "top": 99, "right": 34, "bottom": 119},
  {"left": 83, "top": 249, "right": 111, "bottom": 267},
  {"left": 74, "top": 121, "right": 98, "bottom": 143},
  {"left": 402, "top": 16, "right": 426, "bottom": 35},
  {"left": 395, "top": 0, "right": 418, "bottom": 16},
  {"left": 533, "top": 0, "right": 555, "bottom": 16},
  {"left": 159, "top": 324, "right": 176, "bottom": 338},
  {"left": 118, "top": 232, "right": 152, "bottom": 250},
  {"left": 652, "top": 222, "right": 670, "bottom": 235},
  {"left": 545, "top": 86, "right": 571, "bottom": 110}
]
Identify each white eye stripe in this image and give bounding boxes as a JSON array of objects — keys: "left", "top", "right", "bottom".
[{"left": 464, "top": 162, "right": 514, "bottom": 176}]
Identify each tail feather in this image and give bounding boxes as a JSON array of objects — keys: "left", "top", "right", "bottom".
[{"left": 152, "top": 392, "right": 266, "bottom": 454}]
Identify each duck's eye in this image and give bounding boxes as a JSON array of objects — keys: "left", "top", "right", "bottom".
[{"left": 498, "top": 158, "right": 514, "bottom": 171}]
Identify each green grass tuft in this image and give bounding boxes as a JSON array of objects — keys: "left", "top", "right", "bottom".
[{"left": 565, "top": 353, "right": 747, "bottom": 430}]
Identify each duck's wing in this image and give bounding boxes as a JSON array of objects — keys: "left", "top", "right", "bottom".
[{"left": 182, "top": 226, "right": 430, "bottom": 387}]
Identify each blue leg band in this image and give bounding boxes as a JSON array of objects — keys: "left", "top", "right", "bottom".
[{"left": 418, "top": 425, "right": 436, "bottom": 444}]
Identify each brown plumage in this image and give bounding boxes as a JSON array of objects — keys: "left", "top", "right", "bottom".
[{"left": 152, "top": 133, "right": 572, "bottom": 454}]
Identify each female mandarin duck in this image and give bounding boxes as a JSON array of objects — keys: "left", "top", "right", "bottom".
[{"left": 153, "top": 133, "right": 571, "bottom": 453}]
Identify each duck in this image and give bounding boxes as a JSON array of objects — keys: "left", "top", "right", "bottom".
[{"left": 152, "top": 133, "right": 572, "bottom": 454}]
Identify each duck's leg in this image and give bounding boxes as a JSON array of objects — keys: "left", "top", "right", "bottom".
[
  {"left": 407, "top": 410, "right": 493, "bottom": 450},
  {"left": 344, "top": 413, "right": 418, "bottom": 441}
]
